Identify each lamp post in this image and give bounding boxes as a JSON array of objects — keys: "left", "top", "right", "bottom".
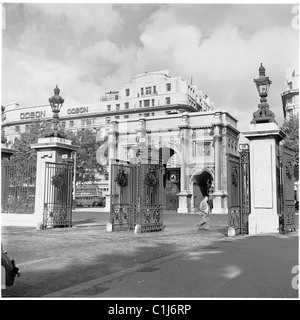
[
  {"left": 44, "top": 85, "right": 67, "bottom": 138},
  {"left": 251, "top": 63, "right": 276, "bottom": 124},
  {"left": 254, "top": 63, "right": 272, "bottom": 101}
]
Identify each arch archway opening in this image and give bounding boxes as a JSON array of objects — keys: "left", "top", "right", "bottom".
[{"left": 191, "top": 170, "right": 213, "bottom": 211}]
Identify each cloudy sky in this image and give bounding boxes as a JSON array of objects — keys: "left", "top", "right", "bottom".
[{"left": 1, "top": 2, "right": 299, "bottom": 132}]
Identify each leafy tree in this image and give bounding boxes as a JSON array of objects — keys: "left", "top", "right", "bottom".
[
  {"left": 11, "top": 119, "right": 45, "bottom": 164},
  {"left": 66, "top": 128, "right": 105, "bottom": 183},
  {"left": 281, "top": 114, "right": 299, "bottom": 180}
]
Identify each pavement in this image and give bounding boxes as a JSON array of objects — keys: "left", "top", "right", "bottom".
[{"left": 2, "top": 211, "right": 299, "bottom": 299}]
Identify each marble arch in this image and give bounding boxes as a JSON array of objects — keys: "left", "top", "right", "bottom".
[{"left": 106, "top": 110, "right": 240, "bottom": 214}]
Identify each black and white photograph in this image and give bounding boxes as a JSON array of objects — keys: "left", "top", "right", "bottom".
[{"left": 0, "top": 1, "right": 299, "bottom": 303}]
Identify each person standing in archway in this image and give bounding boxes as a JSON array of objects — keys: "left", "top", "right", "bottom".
[{"left": 196, "top": 195, "right": 210, "bottom": 231}]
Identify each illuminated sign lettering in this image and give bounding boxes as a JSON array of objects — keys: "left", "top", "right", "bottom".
[
  {"left": 67, "top": 107, "right": 89, "bottom": 115},
  {"left": 20, "top": 110, "right": 46, "bottom": 120}
]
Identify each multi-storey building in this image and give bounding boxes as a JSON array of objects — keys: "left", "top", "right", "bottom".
[
  {"left": 2, "top": 70, "right": 213, "bottom": 144},
  {"left": 281, "top": 64, "right": 299, "bottom": 119}
]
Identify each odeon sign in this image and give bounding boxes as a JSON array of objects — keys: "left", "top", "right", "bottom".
[
  {"left": 67, "top": 107, "right": 89, "bottom": 114},
  {"left": 20, "top": 110, "right": 46, "bottom": 120}
]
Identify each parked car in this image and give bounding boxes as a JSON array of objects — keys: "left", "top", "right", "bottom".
[{"left": 1, "top": 243, "right": 20, "bottom": 287}]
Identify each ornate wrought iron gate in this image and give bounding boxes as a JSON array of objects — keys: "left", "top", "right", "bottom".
[
  {"left": 43, "top": 161, "right": 74, "bottom": 228},
  {"left": 110, "top": 160, "right": 133, "bottom": 231},
  {"left": 227, "top": 147, "right": 250, "bottom": 235},
  {"left": 1, "top": 160, "right": 36, "bottom": 214},
  {"left": 110, "top": 148, "right": 164, "bottom": 233},
  {"left": 134, "top": 161, "right": 164, "bottom": 232},
  {"left": 279, "top": 145, "right": 296, "bottom": 233}
]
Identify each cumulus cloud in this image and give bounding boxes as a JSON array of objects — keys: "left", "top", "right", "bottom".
[
  {"left": 135, "top": 7, "right": 298, "bottom": 130},
  {"left": 30, "top": 4, "right": 122, "bottom": 42},
  {"left": 2, "top": 3, "right": 123, "bottom": 107}
]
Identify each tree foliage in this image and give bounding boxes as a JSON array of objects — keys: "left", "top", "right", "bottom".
[
  {"left": 281, "top": 114, "right": 299, "bottom": 180},
  {"left": 66, "top": 129, "right": 105, "bottom": 183}
]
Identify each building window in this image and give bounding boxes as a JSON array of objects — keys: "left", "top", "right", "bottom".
[
  {"left": 86, "top": 119, "right": 91, "bottom": 126},
  {"left": 153, "top": 86, "right": 157, "bottom": 94},
  {"left": 125, "top": 102, "right": 129, "bottom": 109},
  {"left": 25, "top": 124, "right": 30, "bottom": 132},
  {"left": 61, "top": 121, "right": 66, "bottom": 129},
  {"left": 141, "top": 88, "right": 144, "bottom": 96},
  {"left": 69, "top": 120, "right": 74, "bottom": 127},
  {"left": 124, "top": 115, "right": 129, "bottom": 119},
  {"left": 144, "top": 113, "right": 150, "bottom": 117},
  {"left": 151, "top": 99, "right": 155, "bottom": 106},
  {"left": 125, "top": 88, "right": 130, "bottom": 96},
  {"left": 144, "top": 100, "right": 150, "bottom": 107},
  {"left": 107, "top": 105, "right": 111, "bottom": 111},
  {"left": 105, "top": 117, "right": 111, "bottom": 124},
  {"left": 15, "top": 125, "right": 20, "bottom": 132},
  {"left": 116, "top": 104, "right": 120, "bottom": 110},
  {"left": 166, "top": 83, "right": 171, "bottom": 91},
  {"left": 146, "top": 87, "right": 151, "bottom": 95},
  {"left": 46, "top": 120, "right": 52, "bottom": 130},
  {"left": 197, "top": 142, "right": 211, "bottom": 157},
  {"left": 139, "top": 101, "right": 142, "bottom": 108},
  {"left": 151, "top": 112, "right": 155, "bottom": 116},
  {"left": 115, "top": 116, "right": 120, "bottom": 120},
  {"left": 165, "top": 97, "right": 171, "bottom": 105}
]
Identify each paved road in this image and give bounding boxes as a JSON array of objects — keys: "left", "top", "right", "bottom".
[{"left": 45, "top": 230, "right": 299, "bottom": 299}]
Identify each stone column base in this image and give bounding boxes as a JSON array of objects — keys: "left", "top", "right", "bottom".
[
  {"left": 104, "top": 193, "right": 111, "bottom": 211},
  {"left": 106, "top": 223, "right": 113, "bottom": 233},
  {"left": 227, "top": 227, "right": 236, "bottom": 237},
  {"left": 177, "top": 192, "right": 192, "bottom": 214},
  {"left": 249, "top": 212, "right": 279, "bottom": 234},
  {"left": 211, "top": 191, "right": 226, "bottom": 214}
]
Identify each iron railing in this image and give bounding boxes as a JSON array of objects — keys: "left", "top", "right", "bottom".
[{"left": 1, "top": 161, "right": 36, "bottom": 214}]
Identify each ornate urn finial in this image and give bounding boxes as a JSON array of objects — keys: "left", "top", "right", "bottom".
[{"left": 258, "top": 63, "right": 266, "bottom": 77}]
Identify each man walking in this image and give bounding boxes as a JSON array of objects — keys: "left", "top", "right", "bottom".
[{"left": 196, "top": 195, "right": 210, "bottom": 230}]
